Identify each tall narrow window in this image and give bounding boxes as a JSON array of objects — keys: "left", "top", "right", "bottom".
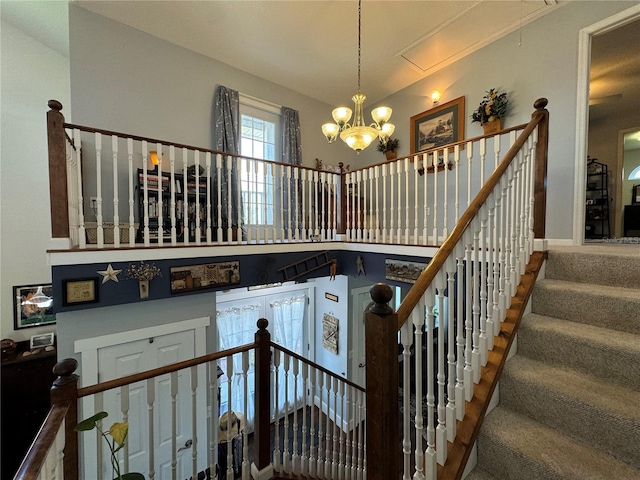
[{"left": 239, "top": 98, "right": 281, "bottom": 226}]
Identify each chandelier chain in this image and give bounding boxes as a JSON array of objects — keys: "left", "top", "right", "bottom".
[{"left": 357, "top": 0, "right": 361, "bottom": 93}]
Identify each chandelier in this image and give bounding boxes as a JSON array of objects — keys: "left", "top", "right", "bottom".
[{"left": 321, "top": 0, "right": 395, "bottom": 154}]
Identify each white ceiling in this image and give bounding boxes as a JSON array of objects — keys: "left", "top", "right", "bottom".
[{"left": 69, "top": 0, "right": 562, "bottom": 106}]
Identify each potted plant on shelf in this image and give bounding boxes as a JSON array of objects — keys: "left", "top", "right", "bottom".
[
  {"left": 471, "top": 88, "right": 509, "bottom": 135},
  {"left": 377, "top": 137, "right": 400, "bottom": 161}
]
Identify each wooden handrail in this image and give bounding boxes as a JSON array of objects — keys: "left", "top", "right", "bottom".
[
  {"left": 348, "top": 122, "right": 529, "bottom": 174},
  {"left": 13, "top": 402, "right": 70, "bottom": 480},
  {"left": 271, "top": 342, "right": 366, "bottom": 392},
  {"left": 64, "top": 121, "right": 335, "bottom": 174},
  {"left": 78, "top": 343, "right": 255, "bottom": 398},
  {"left": 396, "top": 99, "right": 548, "bottom": 328}
]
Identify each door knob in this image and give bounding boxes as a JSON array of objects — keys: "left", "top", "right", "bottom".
[{"left": 178, "top": 439, "right": 193, "bottom": 452}]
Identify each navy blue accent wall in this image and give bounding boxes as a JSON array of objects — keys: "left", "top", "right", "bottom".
[{"left": 52, "top": 249, "right": 432, "bottom": 313}]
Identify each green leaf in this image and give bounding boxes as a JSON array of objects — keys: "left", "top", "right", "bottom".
[{"left": 74, "top": 411, "right": 109, "bottom": 432}]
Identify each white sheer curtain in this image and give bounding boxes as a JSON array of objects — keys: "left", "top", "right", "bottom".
[
  {"left": 217, "top": 303, "right": 261, "bottom": 427},
  {"left": 270, "top": 295, "right": 306, "bottom": 411}
]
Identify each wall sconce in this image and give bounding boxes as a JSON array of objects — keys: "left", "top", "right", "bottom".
[
  {"left": 150, "top": 151, "right": 159, "bottom": 166},
  {"left": 430, "top": 90, "right": 441, "bottom": 105}
]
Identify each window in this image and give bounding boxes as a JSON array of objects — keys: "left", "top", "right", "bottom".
[
  {"left": 628, "top": 165, "right": 640, "bottom": 181},
  {"left": 239, "top": 98, "right": 281, "bottom": 226}
]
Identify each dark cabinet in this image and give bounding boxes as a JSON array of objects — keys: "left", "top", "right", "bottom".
[
  {"left": 585, "top": 160, "right": 610, "bottom": 239},
  {"left": 136, "top": 168, "right": 209, "bottom": 243},
  {"left": 1, "top": 343, "right": 57, "bottom": 479}
]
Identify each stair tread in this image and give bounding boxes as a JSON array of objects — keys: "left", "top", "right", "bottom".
[
  {"left": 504, "top": 355, "right": 640, "bottom": 418},
  {"left": 535, "top": 278, "right": 640, "bottom": 300},
  {"left": 464, "top": 467, "right": 501, "bottom": 480},
  {"left": 522, "top": 313, "right": 640, "bottom": 354},
  {"left": 479, "top": 406, "right": 640, "bottom": 479}
]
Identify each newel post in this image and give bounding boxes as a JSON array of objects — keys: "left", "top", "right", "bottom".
[
  {"left": 252, "top": 319, "right": 274, "bottom": 480},
  {"left": 47, "top": 100, "right": 70, "bottom": 240},
  {"left": 50, "top": 358, "right": 79, "bottom": 480},
  {"left": 365, "top": 283, "right": 399, "bottom": 480},
  {"left": 532, "top": 98, "right": 549, "bottom": 239}
]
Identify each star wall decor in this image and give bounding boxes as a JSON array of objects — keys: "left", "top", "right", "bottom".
[{"left": 98, "top": 264, "right": 122, "bottom": 283}]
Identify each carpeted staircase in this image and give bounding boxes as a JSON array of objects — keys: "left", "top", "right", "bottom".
[{"left": 467, "top": 245, "right": 640, "bottom": 480}]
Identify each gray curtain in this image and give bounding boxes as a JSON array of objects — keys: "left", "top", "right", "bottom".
[
  {"left": 213, "top": 85, "right": 242, "bottom": 233},
  {"left": 281, "top": 107, "right": 303, "bottom": 231}
]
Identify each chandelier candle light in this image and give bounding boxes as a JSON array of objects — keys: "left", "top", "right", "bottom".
[{"left": 321, "top": 0, "right": 395, "bottom": 154}]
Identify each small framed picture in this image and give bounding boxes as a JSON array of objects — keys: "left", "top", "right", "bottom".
[
  {"left": 30, "top": 332, "right": 55, "bottom": 349},
  {"left": 63, "top": 278, "right": 99, "bottom": 306},
  {"left": 13, "top": 284, "right": 56, "bottom": 330}
]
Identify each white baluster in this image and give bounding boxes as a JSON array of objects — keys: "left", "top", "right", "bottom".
[
  {"left": 454, "top": 145, "right": 461, "bottom": 223},
  {"left": 320, "top": 171, "right": 327, "bottom": 241},
  {"left": 396, "top": 160, "right": 402, "bottom": 242},
  {"left": 368, "top": 166, "right": 375, "bottom": 241},
  {"left": 443, "top": 147, "right": 449, "bottom": 237},
  {"left": 273, "top": 349, "right": 282, "bottom": 471},
  {"left": 307, "top": 169, "right": 314, "bottom": 241},
  {"left": 95, "top": 132, "right": 104, "bottom": 248},
  {"left": 209, "top": 362, "right": 219, "bottom": 478},
  {"left": 331, "top": 376, "right": 339, "bottom": 479},
  {"left": 338, "top": 381, "right": 346, "bottom": 479},
  {"left": 236, "top": 156, "right": 243, "bottom": 244},
  {"left": 142, "top": 140, "right": 150, "bottom": 246},
  {"left": 498, "top": 175, "right": 509, "bottom": 325},
  {"left": 472, "top": 218, "right": 481, "bottom": 384},
  {"left": 313, "top": 170, "right": 320, "bottom": 239},
  {"left": 95, "top": 392, "right": 104, "bottom": 480},
  {"left": 423, "top": 153, "right": 429, "bottom": 245},
  {"left": 435, "top": 271, "right": 448, "bottom": 466},
  {"left": 455, "top": 245, "right": 466, "bottom": 421},
  {"left": 182, "top": 148, "right": 189, "bottom": 245},
  {"left": 374, "top": 165, "right": 381, "bottom": 243},
  {"left": 464, "top": 230, "right": 474, "bottom": 401},
  {"left": 111, "top": 135, "right": 120, "bottom": 246},
  {"left": 169, "top": 146, "right": 177, "bottom": 244},
  {"left": 242, "top": 353, "right": 249, "bottom": 479},
  {"left": 247, "top": 159, "right": 255, "bottom": 243},
  {"left": 486, "top": 192, "right": 496, "bottom": 350},
  {"left": 194, "top": 150, "right": 202, "bottom": 245},
  {"left": 362, "top": 168, "right": 368, "bottom": 242},
  {"left": 408, "top": 304, "right": 423, "bottom": 479},
  {"left": 413, "top": 157, "right": 419, "bottom": 244},
  {"left": 120, "top": 384, "right": 130, "bottom": 472},
  {"left": 323, "top": 373, "right": 331, "bottom": 479},
  {"left": 225, "top": 356, "right": 235, "bottom": 477},
  {"left": 381, "top": 163, "right": 387, "bottom": 244},
  {"left": 316, "top": 369, "right": 325, "bottom": 474},
  {"left": 424, "top": 286, "right": 437, "bottom": 480},
  {"left": 332, "top": 173, "right": 338, "bottom": 240},
  {"left": 156, "top": 143, "right": 164, "bottom": 246},
  {"left": 389, "top": 162, "right": 395, "bottom": 244},
  {"left": 300, "top": 169, "right": 307, "bottom": 242},
  {"left": 356, "top": 170, "right": 362, "bottom": 242},
  {"left": 466, "top": 141, "right": 473, "bottom": 209},
  {"left": 404, "top": 157, "right": 410, "bottom": 244},
  {"left": 308, "top": 366, "right": 317, "bottom": 478},
  {"left": 432, "top": 152, "right": 439, "bottom": 243},
  {"left": 301, "top": 362, "right": 309, "bottom": 475},
  {"left": 292, "top": 357, "right": 300, "bottom": 474},
  {"left": 205, "top": 152, "right": 212, "bottom": 244},
  {"left": 74, "top": 129, "right": 87, "bottom": 248},
  {"left": 480, "top": 137, "right": 486, "bottom": 185},
  {"left": 479, "top": 205, "right": 489, "bottom": 367},
  {"left": 445, "top": 256, "right": 458, "bottom": 441}
]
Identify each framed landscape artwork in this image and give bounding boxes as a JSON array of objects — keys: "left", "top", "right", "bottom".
[{"left": 410, "top": 96, "right": 465, "bottom": 154}]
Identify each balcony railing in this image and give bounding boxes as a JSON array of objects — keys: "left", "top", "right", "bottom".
[{"left": 46, "top": 100, "right": 544, "bottom": 252}]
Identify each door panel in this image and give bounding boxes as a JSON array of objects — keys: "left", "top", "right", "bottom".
[{"left": 98, "top": 330, "right": 200, "bottom": 480}]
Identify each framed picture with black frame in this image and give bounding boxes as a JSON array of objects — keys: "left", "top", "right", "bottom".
[
  {"left": 410, "top": 96, "right": 465, "bottom": 154},
  {"left": 13, "top": 284, "right": 56, "bottom": 330},
  {"left": 62, "top": 278, "right": 99, "bottom": 306}
]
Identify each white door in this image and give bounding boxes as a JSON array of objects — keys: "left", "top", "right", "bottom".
[{"left": 98, "top": 330, "right": 206, "bottom": 480}]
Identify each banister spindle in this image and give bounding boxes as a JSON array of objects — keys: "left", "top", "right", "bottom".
[{"left": 111, "top": 135, "right": 120, "bottom": 246}]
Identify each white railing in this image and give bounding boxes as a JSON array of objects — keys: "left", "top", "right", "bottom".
[
  {"left": 63, "top": 125, "right": 341, "bottom": 248},
  {"left": 50, "top": 99, "right": 528, "bottom": 250},
  {"left": 59, "top": 323, "right": 366, "bottom": 480},
  {"left": 345, "top": 129, "right": 524, "bottom": 246},
  {"left": 396, "top": 125, "right": 540, "bottom": 479}
]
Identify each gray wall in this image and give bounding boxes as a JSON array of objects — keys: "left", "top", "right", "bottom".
[
  {"left": 68, "top": 5, "right": 339, "bottom": 169},
  {"left": 0, "top": 6, "right": 71, "bottom": 342},
  {"left": 353, "top": 1, "right": 640, "bottom": 242}
]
